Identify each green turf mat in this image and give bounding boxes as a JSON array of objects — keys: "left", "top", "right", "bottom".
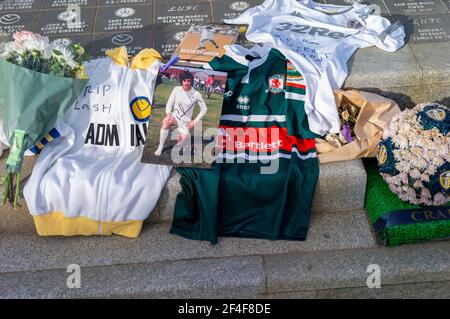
[{"left": 364, "top": 159, "right": 450, "bottom": 247}]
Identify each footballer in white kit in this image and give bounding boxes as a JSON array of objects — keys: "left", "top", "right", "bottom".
[
  {"left": 198, "top": 25, "right": 219, "bottom": 49},
  {"left": 154, "top": 71, "right": 208, "bottom": 156}
]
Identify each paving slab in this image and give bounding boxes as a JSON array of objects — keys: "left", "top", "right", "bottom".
[
  {"left": 359, "top": 83, "right": 450, "bottom": 109},
  {"left": 257, "top": 291, "right": 318, "bottom": 299},
  {"left": 0, "top": 209, "right": 376, "bottom": 273},
  {"left": 0, "top": 256, "right": 265, "bottom": 298},
  {"left": 264, "top": 241, "right": 450, "bottom": 293},
  {"left": 409, "top": 42, "right": 450, "bottom": 85},
  {"left": 317, "top": 280, "right": 450, "bottom": 299},
  {"left": 344, "top": 45, "right": 423, "bottom": 89},
  {"left": 0, "top": 152, "right": 36, "bottom": 234}
]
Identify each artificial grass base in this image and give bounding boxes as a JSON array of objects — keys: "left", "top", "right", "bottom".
[{"left": 364, "top": 159, "right": 450, "bottom": 247}]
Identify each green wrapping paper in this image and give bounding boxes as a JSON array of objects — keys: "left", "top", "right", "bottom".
[{"left": 0, "top": 58, "right": 88, "bottom": 206}]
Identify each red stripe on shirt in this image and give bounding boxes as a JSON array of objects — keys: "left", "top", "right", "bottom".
[
  {"left": 218, "top": 125, "right": 316, "bottom": 153},
  {"left": 286, "top": 83, "right": 306, "bottom": 89}
]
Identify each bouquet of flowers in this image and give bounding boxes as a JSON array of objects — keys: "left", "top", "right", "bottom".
[
  {"left": 0, "top": 31, "right": 89, "bottom": 207},
  {"left": 378, "top": 102, "right": 449, "bottom": 206},
  {"left": 314, "top": 90, "right": 401, "bottom": 164},
  {"left": 0, "top": 31, "right": 88, "bottom": 78},
  {"left": 323, "top": 98, "right": 360, "bottom": 148}
]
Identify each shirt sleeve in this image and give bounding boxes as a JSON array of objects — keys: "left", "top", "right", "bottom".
[
  {"left": 353, "top": 15, "right": 405, "bottom": 52},
  {"left": 165, "top": 87, "right": 177, "bottom": 115},
  {"left": 193, "top": 92, "right": 208, "bottom": 123}
]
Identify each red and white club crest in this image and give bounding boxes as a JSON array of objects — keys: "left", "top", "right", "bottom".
[{"left": 267, "top": 74, "right": 285, "bottom": 93}]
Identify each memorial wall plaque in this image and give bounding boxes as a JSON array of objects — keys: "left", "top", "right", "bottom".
[
  {"left": 42, "top": 0, "right": 98, "bottom": 9},
  {"left": 398, "top": 13, "right": 450, "bottom": 42},
  {"left": 37, "top": 7, "right": 95, "bottom": 35},
  {"left": 324, "top": 0, "right": 390, "bottom": 16},
  {"left": 48, "top": 34, "right": 93, "bottom": 47},
  {"left": 0, "top": 0, "right": 448, "bottom": 49},
  {"left": 385, "top": 0, "right": 447, "bottom": 16},
  {"left": 211, "top": 0, "right": 264, "bottom": 23},
  {"left": 95, "top": 5, "right": 152, "bottom": 33},
  {"left": 0, "top": 11, "right": 38, "bottom": 34},
  {"left": 98, "top": 0, "right": 153, "bottom": 5},
  {"left": 443, "top": 0, "right": 450, "bottom": 11},
  {"left": 153, "top": 25, "right": 188, "bottom": 57},
  {"left": 154, "top": 0, "right": 211, "bottom": 27},
  {"left": 236, "top": 32, "right": 256, "bottom": 49},
  {"left": 88, "top": 30, "right": 153, "bottom": 58},
  {"left": 0, "top": 0, "right": 43, "bottom": 12}
]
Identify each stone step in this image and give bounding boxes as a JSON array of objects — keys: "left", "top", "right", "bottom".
[
  {"left": 0, "top": 209, "right": 376, "bottom": 274},
  {"left": 0, "top": 152, "right": 367, "bottom": 234},
  {"left": 155, "top": 159, "right": 367, "bottom": 223},
  {"left": 345, "top": 42, "right": 450, "bottom": 108},
  {"left": 0, "top": 239, "right": 448, "bottom": 298}
]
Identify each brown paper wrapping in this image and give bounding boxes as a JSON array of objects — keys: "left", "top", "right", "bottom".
[{"left": 315, "top": 90, "right": 401, "bottom": 164}]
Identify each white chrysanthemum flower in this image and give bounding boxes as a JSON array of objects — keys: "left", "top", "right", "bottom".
[
  {"left": 431, "top": 156, "right": 445, "bottom": 167},
  {"left": 13, "top": 31, "right": 39, "bottom": 44},
  {"left": 379, "top": 102, "right": 449, "bottom": 206},
  {"left": 392, "top": 135, "right": 409, "bottom": 149},
  {"left": 1, "top": 41, "right": 24, "bottom": 56},
  {"left": 50, "top": 44, "right": 77, "bottom": 69},
  {"left": 433, "top": 193, "right": 448, "bottom": 206},
  {"left": 420, "top": 173, "right": 430, "bottom": 182},
  {"left": 410, "top": 169, "right": 421, "bottom": 179},
  {"left": 22, "top": 36, "right": 50, "bottom": 53}
]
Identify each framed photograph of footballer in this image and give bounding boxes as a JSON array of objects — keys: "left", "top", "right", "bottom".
[{"left": 141, "top": 66, "right": 227, "bottom": 168}]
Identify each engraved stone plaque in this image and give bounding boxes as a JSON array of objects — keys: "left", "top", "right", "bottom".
[
  {"left": 154, "top": 0, "right": 211, "bottom": 27},
  {"left": 153, "top": 25, "right": 188, "bottom": 57},
  {"left": 95, "top": 5, "right": 153, "bottom": 33},
  {"left": 98, "top": 0, "right": 153, "bottom": 5},
  {"left": 88, "top": 29, "right": 153, "bottom": 58},
  {"left": 0, "top": 0, "right": 43, "bottom": 12},
  {"left": 0, "top": 11, "right": 38, "bottom": 34},
  {"left": 211, "top": 0, "right": 264, "bottom": 23},
  {"left": 398, "top": 13, "right": 450, "bottom": 42},
  {"left": 41, "top": 0, "right": 98, "bottom": 9},
  {"left": 48, "top": 34, "right": 93, "bottom": 47},
  {"left": 324, "top": 0, "right": 390, "bottom": 16},
  {"left": 443, "top": 0, "right": 450, "bottom": 11},
  {"left": 236, "top": 32, "right": 256, "bottom": 49},
  {"left": 385, "top": 0, "right": 448, "bottom": 16},
  {"left": 37, "top": 7, "right": 95, "bottom": 35}
]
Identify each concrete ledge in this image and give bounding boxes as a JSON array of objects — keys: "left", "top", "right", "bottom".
[
  {"left": 344, "top": 43, "right": 450, "bottom": 108},
  {"left": 0, "top": 209, "right": 375, "bottom": 274},
  {"left": 317, "top": 280, "right": 450, "bottom": 299},
  {"left": 257, "top": 280, "right": 450, "bottom": 299},
  {"left": 1, "top": 240, "right": 448, "bottom": 298},
  {"left": 311, "top": 159, "right": 367, "bottom": 214},
  {"left": 0, "top": 156, "right": 368, "bottom": 233},
  {"left": 264, "top": 241, "right": 450, "bottom": 293},
  {"left": 159, "top": 159, "right": 367, "bottom": 222},
  {"left": 0, "top": 256, "right": 265, "bottom": 299},
  {"left": 354, "top": 84, "right": 450, "bottom": 109},
  {"left": 345, "top": 45, "right": 423, "bottom": 88}
]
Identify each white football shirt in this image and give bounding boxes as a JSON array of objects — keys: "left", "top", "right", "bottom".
[{"left": 225, "top": 0, "right": 405, "bottom": 136}]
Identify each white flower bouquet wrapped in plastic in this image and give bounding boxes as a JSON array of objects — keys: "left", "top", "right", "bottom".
[{"left": 0, "top": 31, "right": 88, "bottom": 207}]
